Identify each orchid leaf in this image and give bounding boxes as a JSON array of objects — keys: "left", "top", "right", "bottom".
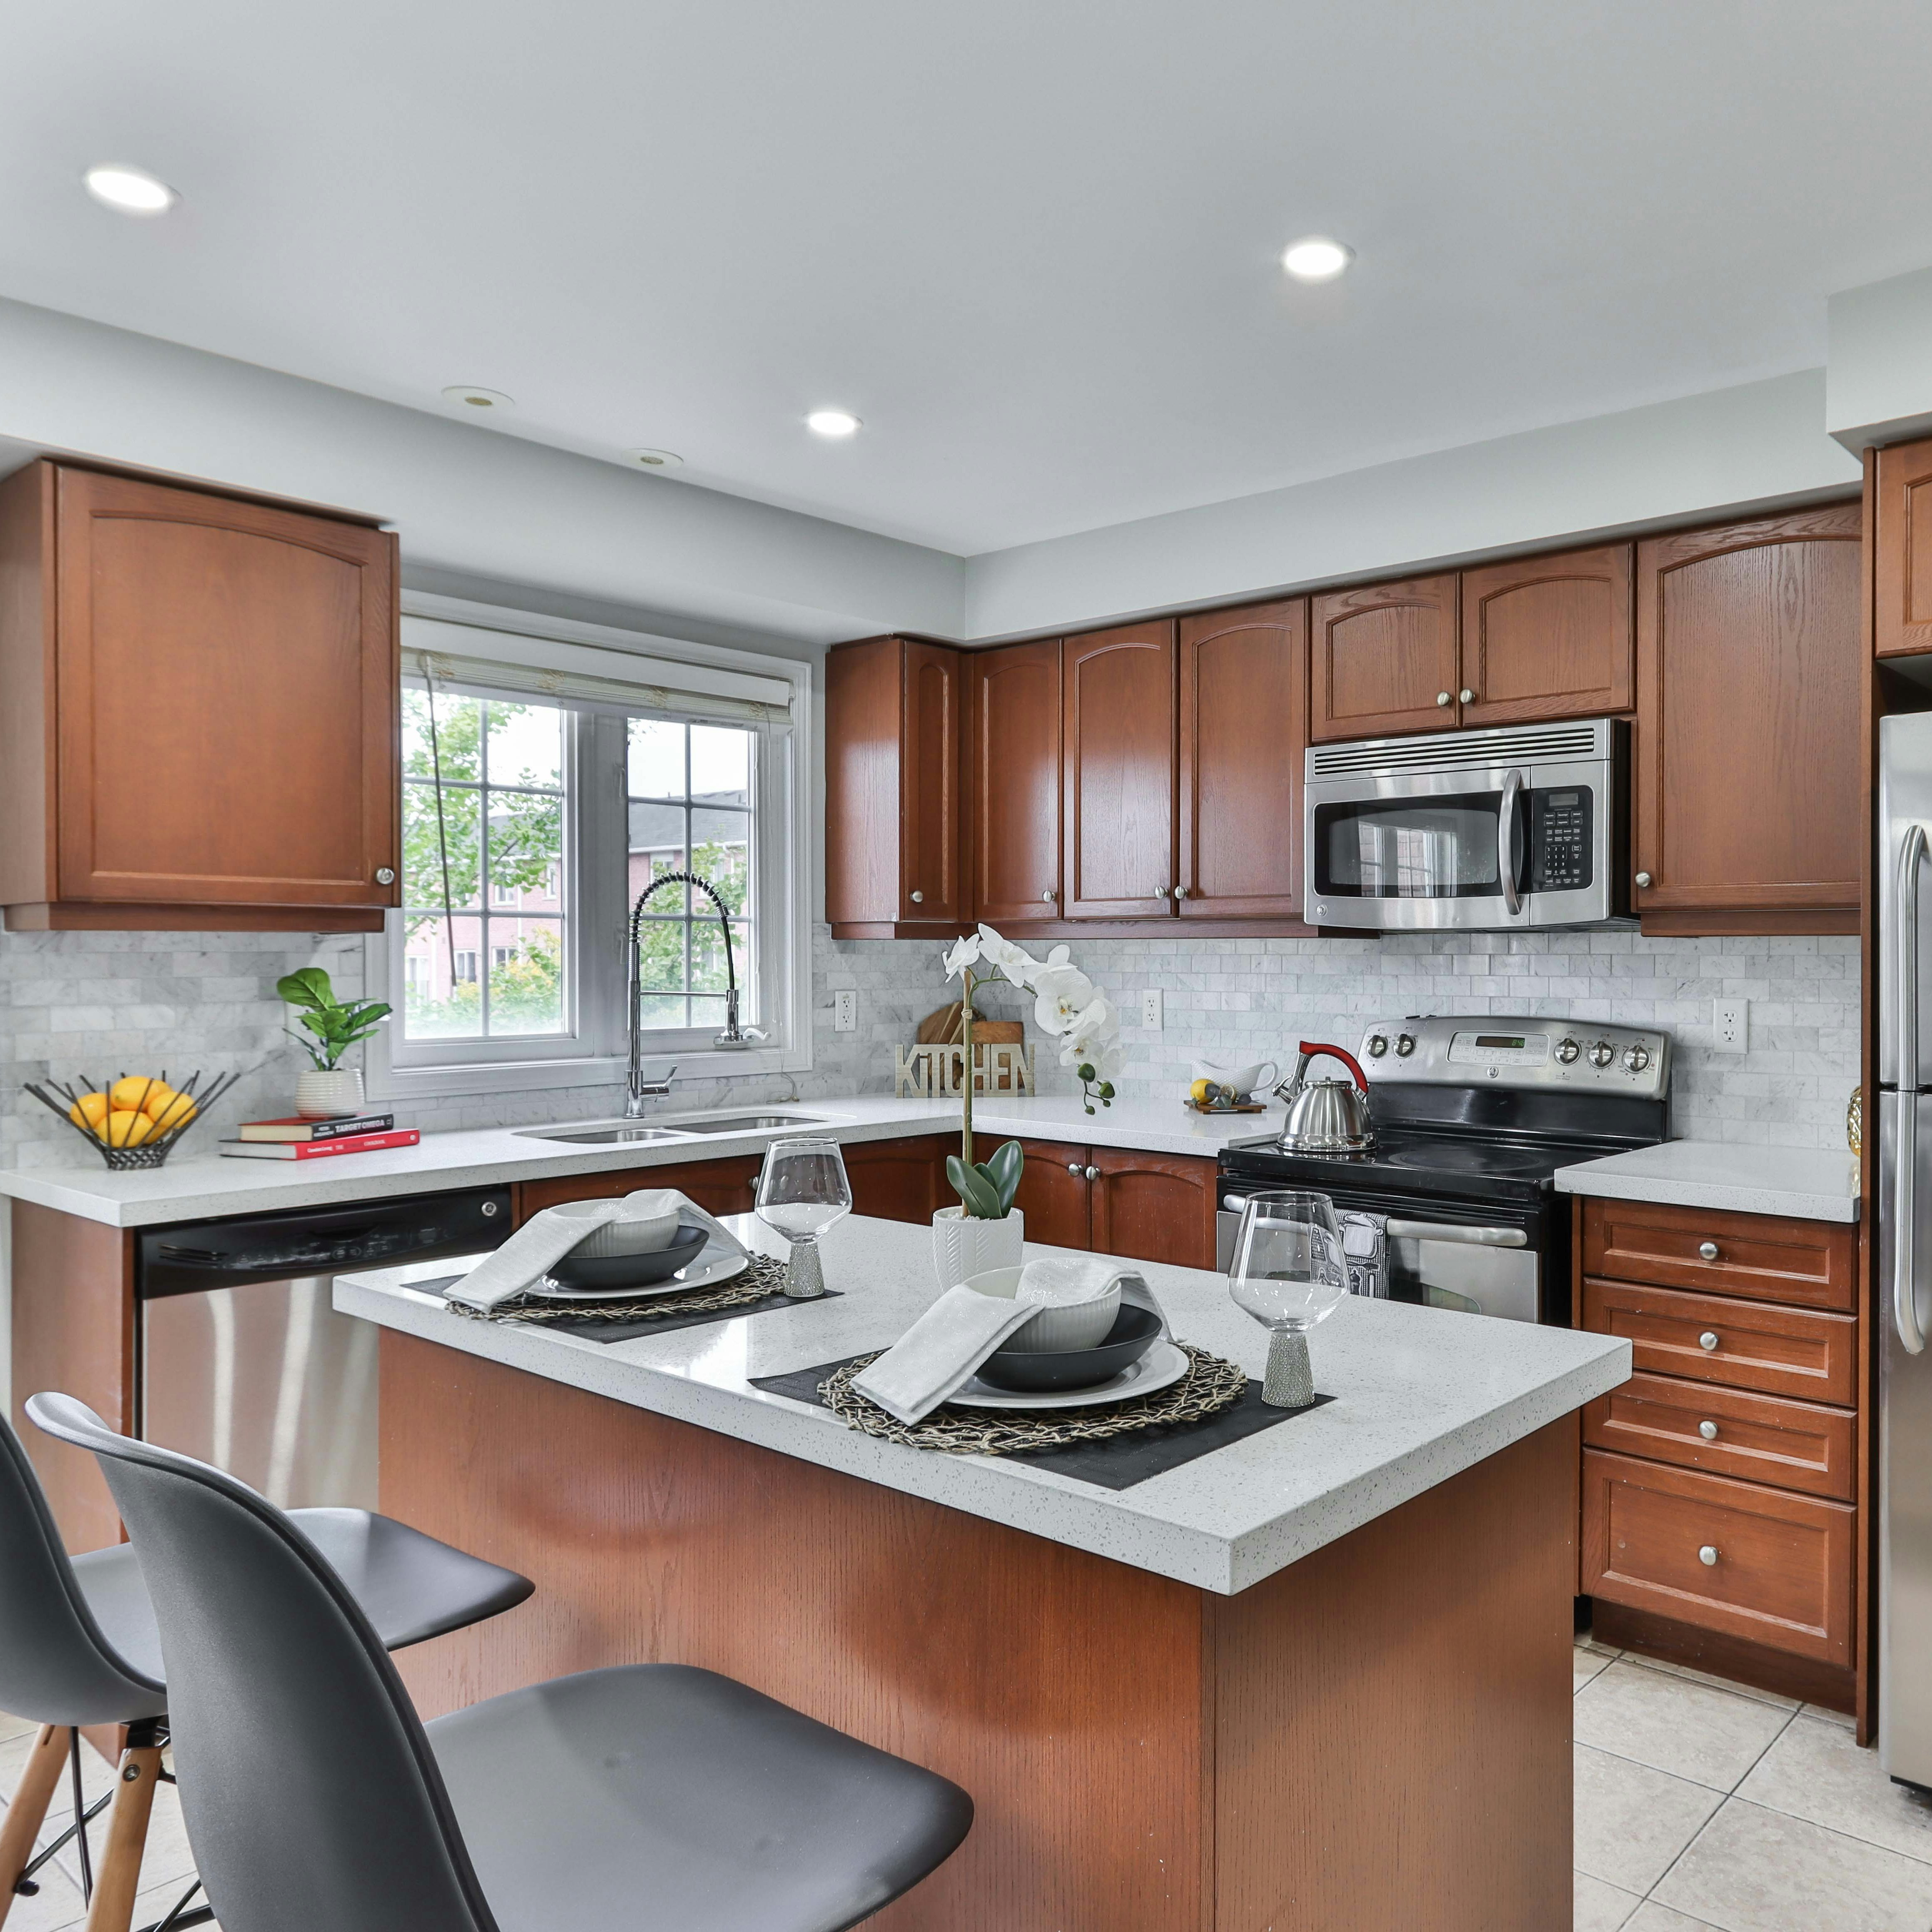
[
  {"left": 981, "top": 1139, "right": 1024, "bottom": 1215},
  {"left": 947, "top": 1153, "right": 1003, "bottom": 1220}
]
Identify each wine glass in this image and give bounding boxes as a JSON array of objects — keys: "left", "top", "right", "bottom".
[
  {"left": 755, "top": 1138, "right": 852, "bottom": 1299},
  {"left": 1227, "top": 1190, "right": 1348, "bottom": 1407}
]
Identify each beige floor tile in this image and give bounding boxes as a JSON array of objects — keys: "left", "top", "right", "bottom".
[
  {"left": 1575, "top": 1868, "right": 1642, "bottom": 1930},
  {"left": 1738, "top": 1712, "right": 1932, "bottom": 1864},
  {"left": 1576, "top": 1643, "right": 1617, "bottom": 1693},
  {"left": 1624, "top": 1904, "right": 1719, "bottom": 1931},
  {"left": 1573, "top": 1659, "right": 1795, "bottom": 1791},
  {"left": 121, "top": 1872, "right": 220, "bottom": 1932},
  {"left": 1655, "top": 1797, "right": 1932, "bottom": 1931},
  {"left": 0, "top": 1859, "right": 87, "bottom": 1931},
  {"left": 1573, "top": 1742, "right": 1724, "bottom": 1895},
  {"left": 1581, "top": 1634, "right": 1624, "bottom": 1659},
  {"left": 1800, "top": 1700, "right": 1856, "bottom": 1730},
  {"left": 0, "top": 1710, "right": 40, "bottom": 1746},
  {"left": 1621, "top": 1653, "right": 1802, "bottom": 1712}
]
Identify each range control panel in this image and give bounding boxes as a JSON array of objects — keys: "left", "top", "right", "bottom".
[{"left": 1357, "top": 1014, "right": 1670, "bottom": 1099}]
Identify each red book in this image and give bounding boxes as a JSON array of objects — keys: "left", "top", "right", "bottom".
[{"left": 217, "top": 1129, "right": 421, "bottom": 1161}]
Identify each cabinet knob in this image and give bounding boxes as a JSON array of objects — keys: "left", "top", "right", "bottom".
[
  {"left": 909, "top": 890, "right": 924, "bottom": 904},
  {"left": 1173, "top": 885, "right": 1189, "bottom": 900},
  {"left": 480, "top": 1200, "right": 500, "bottom": 1218},
  {"left": 375, "top": 866, "right": 396, "bottom": 886},
  {"left": 1042, "top": 889, "right": 1056, "bottom": 902},
  {"left": 1068, "top": 1162, "right": 1083, "bottom": 1177},
  {"left": 1085, "top": 1165, "right": 1100, "bottom": 1180},
  {"left": 1436, "top": 691, "right": 1452, "bottom": 707},
  {"left": 1635, "top": 871, "right": 1653, "bottom": 889},
  {"left": 1698, "top": 1419, "right": 1719, "bottom": 1441},
  {"left": 1698, "top": 1545, "right": 1720, "bottom": 1567},
  {"left": 1699, "top": 1330, "right": 1720, "bottom": 1352},
  {"left": 1698, "top": 1240, "right": 1720, "bottom": 1262},
  {"left": 1459, "top": 688, "right": 1474, "bottom": 704}
]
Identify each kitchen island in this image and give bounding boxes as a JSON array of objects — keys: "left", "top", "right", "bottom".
[{"left": 339, "top": 1213, "right": 1628, "bottom": 1932}]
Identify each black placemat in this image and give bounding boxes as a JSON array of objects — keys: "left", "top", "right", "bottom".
[
  {"left": 749, "top": 1355, "right": 1335, "bottom": 1490},
  {"left": 415, "top": 1274, "right": 842, "bottom": 1343}
]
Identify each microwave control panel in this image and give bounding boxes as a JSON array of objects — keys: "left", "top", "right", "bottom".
[{"left": 1528, "top": 787, "right": 1592, "bottom": 891}]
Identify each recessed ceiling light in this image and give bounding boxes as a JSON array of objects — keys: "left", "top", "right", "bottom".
[
  {"left": 83, "top": 164, "right": 177, "bottom": 217},
  {"left": 441, "top": 385, "right": 515, "bottom": 411},
  {"left": 806, "top": 408, "right": 861, "bottom": 439},
  {"left": 1281, "top": 237, "right": 1354, "bottom": 284},
  {"left": 622, "top": 448, "right": 685, "bottom": 470}
]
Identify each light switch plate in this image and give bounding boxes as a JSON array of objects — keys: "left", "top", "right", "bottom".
[
  {"left": 1713, "top": 997, "right": 1748, "bottom": 1053},
  {"left": 1140, "top": 989, "right": 1163, "bottom": 1030},
  {"left": 834, "top": 989, "right": 857, "bottom": 1033}
]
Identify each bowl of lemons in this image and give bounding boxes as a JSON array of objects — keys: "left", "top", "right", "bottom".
[{"left": 25, "top": 1070, "right": 241, "bottom": 1169}]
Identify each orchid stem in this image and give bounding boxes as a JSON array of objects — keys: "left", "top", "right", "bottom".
[{"left": 960, "top": 965, "right": 975, "bottom": 1178}]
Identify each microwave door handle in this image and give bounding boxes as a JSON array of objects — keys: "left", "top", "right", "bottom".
[
  {"left": 1382, "top": 1220, "right": 1528, "bottom": 1247},
  {"left": 1497, "top": 769, "right": 1524, "bottom": 916}
]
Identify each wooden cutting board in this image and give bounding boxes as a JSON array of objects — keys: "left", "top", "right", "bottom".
[{"left": 916, "top": 1003, "right": 1023, "bottom": 1046}]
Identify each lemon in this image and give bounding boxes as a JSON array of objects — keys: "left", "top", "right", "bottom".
[
  {"left": 145, "top": 1088, "right": 197, "bottom": 1132},
  {"left": 1190, "top": 1078, "right": 1218, "bottom": 1105},
  {"left": 105, "top": 1110, "right": 157, "bottom": 1147},
  {"left": 68, "top": 1091, "right": 111, "bottom": 1133},
  {"left": 110, "top": 1075, "right": 166, "bottom": 1112}
]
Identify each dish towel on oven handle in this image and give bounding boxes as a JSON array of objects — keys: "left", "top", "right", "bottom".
[
  {"left": 851, "top": 1255, "right": 1169, "bottom": 1425},
  {"left": 442, "top": 1190, "right": 747, "bottom": 1312}
]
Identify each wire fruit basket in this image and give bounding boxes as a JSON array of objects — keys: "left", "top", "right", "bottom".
[{"left": 24, "top": 1071, "right": 241, "bottom": 1170}]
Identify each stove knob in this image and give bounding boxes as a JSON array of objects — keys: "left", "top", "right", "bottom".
[
  {"left": 1366, "top": 1034, "right": 1389, "bottom": 1058},
  {"left": 1555, "top": 1037, "right": 1581, "bottom": 1065},
  {"left": 1587, "top": 1040, "right": 1615, "bottom": 1068},
  {"left": 1394, "top": 1033, "right": 1417, "bottom": 1058},
  {"left": 1623, "top": 1044, "right": 1651, "bottom": 1073}
]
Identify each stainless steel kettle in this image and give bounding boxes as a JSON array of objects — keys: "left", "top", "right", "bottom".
[{"left": 1272, "top": 1041, "right": 1376, "bottom": 1153}]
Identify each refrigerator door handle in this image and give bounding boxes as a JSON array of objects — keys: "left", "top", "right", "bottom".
[{"left": 1899, "top": 820, "right": 1930, "bottom": 1355}]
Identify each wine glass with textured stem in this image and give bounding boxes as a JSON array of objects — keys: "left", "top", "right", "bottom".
[
  {"left": 756, "top": 1138, "right": 851, "bottom": 1298},
  {"left": 1227, "top": 1190, "right": 1347, "bottom": 1407}
]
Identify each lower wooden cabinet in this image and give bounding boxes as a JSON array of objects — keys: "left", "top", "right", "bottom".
[
  {"left": 1582, "top": 1198, "right": 1855, "bottom": 1312},
  {"left": 841, "top": 1135, "right": 951, "bottom": 1225},
  {"left": 516, "top": 1155, "right": 764, "bottom": 1222},
  {"left": 1582, "top": 1448, "right": 1854, "bottom": 1667},
  {"left": 1011, "top": 1139, "right": 1094, "bottom": 1249},
  {"left": 1090, "top": 1148, "right": 1219, "bottom": 1270}
]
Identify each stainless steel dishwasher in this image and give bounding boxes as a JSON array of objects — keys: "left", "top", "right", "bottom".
[{"left": 136, "top": 1187, "right": 511, "bottom": 1509}]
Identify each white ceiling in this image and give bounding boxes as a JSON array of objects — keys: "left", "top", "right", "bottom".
[{"left": 3, "top": 1, "right": 1931, "bottom": 557}]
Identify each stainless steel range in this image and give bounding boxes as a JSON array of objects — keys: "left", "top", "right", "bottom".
[{"left": 1217, "top": 1015, "right": 1671, "bottom": 1325}]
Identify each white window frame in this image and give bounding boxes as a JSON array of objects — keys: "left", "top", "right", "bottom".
[{"left": 364, "top": 595, "right": 814, "bottom": 1103}]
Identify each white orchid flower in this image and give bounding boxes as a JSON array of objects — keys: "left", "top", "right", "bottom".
[
  {"left": 1032, "top": 963, "right": 1097, "bottom": 1036},
  {"left": 974, "top": 924, "right": 1038, "bottom": 989},
  {"left": 1044, "top": 944, "right": 1071, "bottom": 967},
  {"left": 941, "top": 931, "right": 983, "bottom": 978}
]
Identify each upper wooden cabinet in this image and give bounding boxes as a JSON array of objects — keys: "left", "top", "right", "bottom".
[
  {"left": 0, "top": 461, "right": 398, "bottom": 931},
  {"left": 1309, "top": 574, "right": 1459, "bottom": 742},
  {"left": 825, "top": 635, "right": 964, "bottom": 937},
  {"left": 1062, "top": 621, "right": 1178, "bottom": 919},
  {"left": 1178, "top": 600, "right": 1306, "bottom": 919},
  {"left": 1634, "top": 505, "right": 1862, "bottom": 933},
  {"left": 1875, "top": 435, "right": 1932, "bottom": 658},
  {"left": 1459, "top": 545, "right": 1633, "bottom": 726},
  {"left": 967, "top": 639, "right": 1063, "bottom": 924}
]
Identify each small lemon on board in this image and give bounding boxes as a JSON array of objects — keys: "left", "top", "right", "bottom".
[
  {"left": 109, "top": 1074, "right": 166, "bottom": 1112},
  {"left": 144, "top": 1088, "right": 197, "bottom": 1131},
  {"left": 1190, "top": 1078, "right": 1220, "bottom": 1105},
  {"left": 68, "top": 1090, "right": 111, "bottom": 1133},
  {"left": 104, "top": 1110, "right": 157, "bottom": 1148}
]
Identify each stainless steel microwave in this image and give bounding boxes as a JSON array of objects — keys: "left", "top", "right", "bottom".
[{"left": 1302, "top": 717, "right": 1630, "bottom": 932}]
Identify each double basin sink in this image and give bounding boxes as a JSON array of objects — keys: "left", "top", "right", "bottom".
[{"left": 515, "top": 1112, "right": 837, "bottom": 1147}]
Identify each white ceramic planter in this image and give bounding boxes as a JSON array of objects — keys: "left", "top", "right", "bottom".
[
  {"left": 931, "top": 1206, "right": 1024, "bottom": 1291},
  {"left": 295, "top": 1067, "right": 366, "bottom": 1119}
]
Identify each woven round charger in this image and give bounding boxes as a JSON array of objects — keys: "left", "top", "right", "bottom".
[
  {"left": 453, "top": 1252, "right": 792, "bottom": 1326},
  {"left": 822, "top": 1342, "right": 1247, "bottom": 1456}
]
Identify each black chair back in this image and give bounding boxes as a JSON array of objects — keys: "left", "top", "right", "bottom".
[
  {"left": 0, "top": 1410, "right": 166, "bottom": 1726},
  {"left": 27, "top": 1392, "right": 498, "bottom": 1932}
]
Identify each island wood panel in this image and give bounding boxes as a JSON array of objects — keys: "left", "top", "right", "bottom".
[
  {"left": 1457, "top": 543, "right": 1634, "bottom": 726},
  {"left": 1061, "top": 622, "right": 1178, "bottom": 919},
  {"left": 1088, "top": 1148, "right": 1220, "bottom": 1271},
  {"left": 9, "top": 1201, "right": 134, "bottom": 1554},
  {"left": 514, "top": 1154, "right": 765, "bottom": 1223},
  {"left": 967, "top": 639, "right": 1063, "bottom": 924},
  {"left": 1634, "top": 504, "right": 1862, "bottom": 928},
  {"left": 1009, "top": 1138, "right": 1094, "bottom": 1249},
  {"left": 1308, "top": 573, "right": 1459, "bottom": 742},
  {"left": 1874, "top": 433, "right": 1932, "bottom": 658},
  {"left": 379, "top": 1332, "right": 1577, "bottom": 1932},
  {"left": 1581, "top": 1197, "right": 1856, "bottom": 1312},
  {"left": 1176, "top": 600, "right": 1306, "bottom": 920}
]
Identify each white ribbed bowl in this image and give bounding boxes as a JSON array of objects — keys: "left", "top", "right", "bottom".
[
  {"left": 552, "top": 1200, "right": 682, "bottom": 1258},
  {"left": 963, "top": 1267, "right": 1120, "bottom": 1354}
]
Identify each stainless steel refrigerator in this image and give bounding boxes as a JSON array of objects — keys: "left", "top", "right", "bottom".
[{"left": 1880, "top": 711, "right": 1932, "bottom": 1787}]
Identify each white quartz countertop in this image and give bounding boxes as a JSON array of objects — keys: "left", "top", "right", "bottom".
[
  {"left": 336, "top": 1212, "right": 1629, "bottom": 1596},
  {"left": 1553, "top": 1139, "right": 1861, "bottom": 1223},
  {"left": 0, "top": 1093, "right": 1283, "bottom": 1229}
]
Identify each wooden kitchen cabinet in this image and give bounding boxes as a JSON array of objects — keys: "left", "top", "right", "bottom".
[
  {"left": 0, "top": 460, "right": 399, "bottom": 931},
  {"left": 1011, "top": 1139, "right": 1094, "bottom": 1249},
  {"left": 1875, "top": 433, "right": 1932, "bottom": 657},
  {"left": 1062, "top": 621, "right": 1178, "bottom": 918},
  {"left": 967, "top": 639, "right": 1063, "bottom": 924},
  {"left": 516, "top": 1154, "right": 765, "bottom": 1222},
  {"left": 1633, "top": 505, "right": 1862, "bottom": 934},
  {"left": 826, "top": 635, "right": 964, "bottom": 938},
  {"left": 842, "top": 1134, "right": 952, "bottom": 1224},
  {"left": 1177, "top": 600, "right": 1307, "bottom": 920},
  {"left": 1458, "top": 544, "right": 1633, "bottom": 726},
  {"left": 1089, "top": 1147, "right": 1220, "bottom": 1270},
  {"left": 1308, "top": 573, "right": 1459, "bottom": 742}
]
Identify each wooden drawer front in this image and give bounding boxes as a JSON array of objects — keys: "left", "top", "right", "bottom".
[
  {"left": 1582, "top": 1279, "right": 1855, "bottom": 1406},
  {"left": 1583, "top": 1373, "right": 1854, "bottom": 1501},
  {"left": 516, "top": 1155, "right": 764, "bottom": 1222},
  {"left": 1582, "top": 1449, "right": 1852, "bottom": 1665},
  {"left": 1582, "top": 1198, "right": 1854, "bottom": 1311}
]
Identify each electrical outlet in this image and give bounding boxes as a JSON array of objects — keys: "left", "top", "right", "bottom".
[
  {"left": 1140, "top": 989, "right": 1163, "bottom": 1030},
  {"left": 833, "top": 989, "right": 857, "bottom": 1033},
  {"left": 1713, "top": 997, "right": 1748, "bottom": 1054}
]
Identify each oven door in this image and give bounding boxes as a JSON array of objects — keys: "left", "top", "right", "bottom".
[
  {"left": 1382, "top": 1216, "right": 1539, "bottom": 1324},
  {"left": 1303, "top": 757, "right": 1613, "bottom": 932}
]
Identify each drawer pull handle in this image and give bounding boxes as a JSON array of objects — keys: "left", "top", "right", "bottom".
[
  {"left": 1698, "top": 1545, "right": 1720, "bottom": 1566},
  {"left": 1698, "top": 1331, "right": 1720, "bottom": 1352},
  {"left": 1699, "top": 1240, "right": 1720, "bottom": 1262},
  {"left": 1698, "top": 1419, "right": 1719, "bottom": 1441}
]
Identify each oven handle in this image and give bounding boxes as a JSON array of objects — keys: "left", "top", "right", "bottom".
[
  {"left": 1497, "top": 769, "right": 1525, "bottom": 916},
  {"left": 1383, "top": 1219, "right": 1528, "bottom": 1248}
]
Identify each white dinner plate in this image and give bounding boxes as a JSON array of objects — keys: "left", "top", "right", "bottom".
[
  {"left": 532, "top": 1245, "right": 751, "bottom": 1302},
  {"left": 943, "top": 1339, "right": 1191, "bottom": 1412}
]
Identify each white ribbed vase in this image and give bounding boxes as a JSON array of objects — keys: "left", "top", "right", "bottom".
[
  {"left": 931, "top": 1207, "right": 1025, "bottom": 1292},
  {"left": 295, "top": 1068, "right": 365, "bottom": 1119}
]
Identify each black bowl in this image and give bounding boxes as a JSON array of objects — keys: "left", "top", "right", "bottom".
[
  {"left": 975, "top": 1302, "right": 1162, "bottom": 1394},
  {"left": 546, "top": 1222, "right": 710, "bottom": 1291}
]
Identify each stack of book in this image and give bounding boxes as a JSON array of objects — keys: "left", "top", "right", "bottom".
[{"left": 218, "top": 1113, "right": 420, "bottom": 1160}]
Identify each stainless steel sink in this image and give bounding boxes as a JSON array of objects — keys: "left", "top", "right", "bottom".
[
  {"left": 514, "top": 1124, "right": 696, "bottom": 1145},
  {"left": 659, "top": 1113, "right": 834, "bottom": 1134}
]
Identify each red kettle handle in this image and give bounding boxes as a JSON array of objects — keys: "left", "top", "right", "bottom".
[{"left": 1299, "top": 1041, "right": 1370, "bottom": 1092}]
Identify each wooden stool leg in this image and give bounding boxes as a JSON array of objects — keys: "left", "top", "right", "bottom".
[
  {"left": 82, "top": 1734, "right": 161, "bottom": 1932},
  {"left": 0, "top": 1725, "right": 70, "bottom": 1930}
]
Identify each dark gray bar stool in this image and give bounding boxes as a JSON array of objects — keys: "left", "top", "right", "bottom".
[
  {"left": 0, "top": 1408, "right": 533, "bottom": 1932},
  {"left": 28, "top": 1391, "right": 974, "bottom": 1932}
]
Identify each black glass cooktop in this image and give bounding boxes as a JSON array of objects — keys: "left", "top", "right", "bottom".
[{"left": 1221, "top": 1123, "right": 1630, "bottom": 1207}]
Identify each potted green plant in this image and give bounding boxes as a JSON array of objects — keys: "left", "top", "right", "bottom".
[{"left": 277, "top": 968, "right": 392, "bottom": 1118}]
